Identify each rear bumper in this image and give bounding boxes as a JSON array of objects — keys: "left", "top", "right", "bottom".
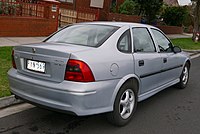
[{"left": 8, "top": 68, "right": 119, "bottom": 116}]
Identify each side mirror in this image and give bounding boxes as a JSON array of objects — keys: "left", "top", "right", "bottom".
[{"left": 173, "top": 46, "right": 182, "bottom": 53}]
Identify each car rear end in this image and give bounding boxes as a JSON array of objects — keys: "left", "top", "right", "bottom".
[{"left": 8, "top": 24, "right": 120, "bottom": 115}]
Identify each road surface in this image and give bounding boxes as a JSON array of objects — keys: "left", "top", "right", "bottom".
[{"left": 0, "top": 57, "right": 200, "bottom": 134}]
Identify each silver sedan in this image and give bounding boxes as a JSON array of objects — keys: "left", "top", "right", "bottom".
[{"left": 8, "top": 22, "right": 190, "bottom": 126}]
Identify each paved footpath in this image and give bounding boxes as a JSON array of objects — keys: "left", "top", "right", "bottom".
[
  {"left": 0, "top": 34, "right": 195, "bottom": 56},
  {"left": 0, "top": 37, "right": 46, "bottom": 47},
  {"left": 0, "top": 33, "right": 193, "bottom": 47},
  {"left": 167, "top": 33, "right": 192, "bottom": 39}
]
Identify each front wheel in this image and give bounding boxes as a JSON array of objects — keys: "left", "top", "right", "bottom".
[
  {"left": 107, "top": 81, "right": 138, "bottom": 126},
  {"left": 176, "top": 63, "right": 190, "bottom": 89}
]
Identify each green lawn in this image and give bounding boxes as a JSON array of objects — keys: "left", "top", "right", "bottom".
[
  {"left": 171, "top": 38, "right": 200, "bottom": 50},
  {"left": 0, "top": 46, "right": 13, "bottom": 98}
]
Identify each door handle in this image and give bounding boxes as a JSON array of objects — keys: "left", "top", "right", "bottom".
[
  {"left": 139, "top": 60, "right": 144, "bottom": 66},
  {"left": 163, "top": 58, "right": 167, "bottom": 63}
]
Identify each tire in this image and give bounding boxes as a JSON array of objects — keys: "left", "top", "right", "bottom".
[
  {"left": 107, "top": 81, "right": 138, "bottom": 126},
  {"left": 176, "top": 63, "right": 190, "bottom": 89}
]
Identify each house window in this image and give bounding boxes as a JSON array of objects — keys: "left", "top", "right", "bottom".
[
  {"left": 66, "top": 0, "right": 73, "bottom": 3},
  {"left": 59, "top": 0, "right": 73, "bottom": 3}
]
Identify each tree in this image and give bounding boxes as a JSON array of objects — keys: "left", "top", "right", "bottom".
[
  {"left": 118, "top": 0, "right": 138, "bottom": 15},
  {"left": 136, "top": 0, "right": 163, "bottom": 24},
  {"left": 191, "top": 0, "right": 200, "bottom": 41},
  {"left": 162, "top": 6, "right": 188, "bottom": 26}
]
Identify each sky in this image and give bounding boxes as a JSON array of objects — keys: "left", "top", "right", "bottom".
[{"left": 178, "top": 0, "right": 192, "bottom": 5}]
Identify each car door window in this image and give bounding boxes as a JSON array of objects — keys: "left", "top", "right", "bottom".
[
  {"left": 132, "top": 28, "right": 156, "bottom": 52},
  {"left": 151, "top": 29, "right": 173, "bottom": 53},
  {"left": 117, "top": 30, "right": 131, "bottom": 53}
]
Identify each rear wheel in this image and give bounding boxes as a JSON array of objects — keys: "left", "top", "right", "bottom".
[
  {"left": 107, "top": 81, "right": 138, "bottom": 126},
  {"left": 176, "top": 63, "right": 190, "bottom": 89}
]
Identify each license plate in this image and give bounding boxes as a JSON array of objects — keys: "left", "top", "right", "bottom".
[{"left": 27, "top": 60, "right": 45, "bottom": 73}]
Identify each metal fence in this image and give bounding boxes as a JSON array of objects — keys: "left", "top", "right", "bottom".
[{"left": 0, "top": 0, "right": 45, "bottom": 18}]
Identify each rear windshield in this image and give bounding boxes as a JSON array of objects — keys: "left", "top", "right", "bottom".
[{"left": 46, "top": 24, "right": 119, "bottom": 47}]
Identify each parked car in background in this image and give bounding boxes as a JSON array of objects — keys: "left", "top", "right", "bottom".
[{"left": 8, "top": 22, "right": 190, "bottom": 126}]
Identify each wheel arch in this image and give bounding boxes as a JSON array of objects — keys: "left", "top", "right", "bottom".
[
  {"left": 185, "top": 59, "right": 191, "bottom": 69},
  {"left": 110, "top": 74, "right": 141, "bottom": 110},
  {"left": 182, "top": 58, "right": 191, "bottom": 72}
]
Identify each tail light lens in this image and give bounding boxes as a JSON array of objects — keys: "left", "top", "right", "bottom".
[
  {"left": 12, "top": 50, "right": 17, "bottom": 69},
  {"left": 64, "top": 59, "right": 95, "bottom": 82}
]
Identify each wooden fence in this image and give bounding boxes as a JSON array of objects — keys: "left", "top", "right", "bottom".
[{"left": 59, "top": 8, "right": 99, "bottom": 27}]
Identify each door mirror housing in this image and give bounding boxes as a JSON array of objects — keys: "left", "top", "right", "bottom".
[{"left": 173, "top": 46, "right": 182, "bottom": 53}]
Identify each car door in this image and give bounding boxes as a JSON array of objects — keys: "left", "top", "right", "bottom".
[
  {"left": 132, "top": 27, "right": 163, "bottom": 94},
  {"left": 150, "top": 28, "right": 182, "bottom": 85}
]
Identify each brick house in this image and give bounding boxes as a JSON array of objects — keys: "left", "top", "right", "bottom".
[
  {"left": 59, "top": 0, "right": 125, "bottom": 20},
  {"left": 59, "top": 0, "right": 182, "bottom": 20}
]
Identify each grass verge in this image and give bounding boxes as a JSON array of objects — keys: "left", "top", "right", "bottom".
[
  {"left": 0, "top": 46, "right": 13, "bottom": 98},
  {"left": 171, "top": 38, "right": 200, "bottom": 50}
]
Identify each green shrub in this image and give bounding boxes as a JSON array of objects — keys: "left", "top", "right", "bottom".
[
  {"left": 118, "top": 0, "right": 138, "bottom": 15},
  {"left": 136, "top": 0, "right": 163, "bottom": 24},
  {"left": 162, "top": 6, "right": 188, "bottom": 26},
  {"left": 0, "top": 2, "right": 2, "bottom": 14}
]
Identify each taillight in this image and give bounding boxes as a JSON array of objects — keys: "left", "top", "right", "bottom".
[
  {"left": 64, "top": 59, "right": 95, "bottom": 82},
  {"left": 12, "top": 50, "right": 16, "bottom": 69}
]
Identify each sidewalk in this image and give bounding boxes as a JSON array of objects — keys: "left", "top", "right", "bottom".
[
  {"left": 167, "top": 33, "right": 192, "bottom": 39},
  {"left": 0, "top": 37, "right": 46, "bottom": 47},
  {"left": 0, "top": 33, "right": 193, "bottom": 47},
  {"left": 0, "top": 34, "right": 196, "bottom": 56}
]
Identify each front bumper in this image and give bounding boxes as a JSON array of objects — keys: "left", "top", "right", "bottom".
[{"left": 8, "top": 68, "right": 119, "bottom": 116}]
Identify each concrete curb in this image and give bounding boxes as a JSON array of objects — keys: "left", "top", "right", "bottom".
[
  {"left": 0, "top": 95, "right": 23, "bottom": 109},
  {"left": 183, "top": 50, "right": 200, "bottom": 56},
  {"left": 183, "top": 49, "right": 200, "bottom": 53}
]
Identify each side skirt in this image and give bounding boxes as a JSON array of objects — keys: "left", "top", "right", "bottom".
[{"left": 138, "top": 78, "right": 180, "bottom": 102}]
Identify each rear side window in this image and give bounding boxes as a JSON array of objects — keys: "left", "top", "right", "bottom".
[
  {"left": 117, "top": 30, "right": 131, "bottom": 53},
  {"left": 132, "top": 28, "right": 156, "bottom": 52},
  {"left": 46, "top": 24, "right": 119, "bottom": 47}
]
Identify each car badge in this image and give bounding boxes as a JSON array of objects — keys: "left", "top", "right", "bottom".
[{"left": 32, "top": 48, "right": 36, "bottom": 53}]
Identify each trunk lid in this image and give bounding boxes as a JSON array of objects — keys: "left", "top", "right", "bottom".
[{"left": 13, "top": 42, "right": 90, "bottom": 83}]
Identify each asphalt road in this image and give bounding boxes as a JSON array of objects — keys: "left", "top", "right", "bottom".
[{"left": 1, "top": 57, "right": 200, "bottom": 134}]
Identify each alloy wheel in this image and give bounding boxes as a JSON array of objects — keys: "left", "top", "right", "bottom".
[
  {"left": 119, "top": 89, "right": 135, "bottom": 119},
  {"left": 182, "top": 66, "right": 189, "bottom": 85}
]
